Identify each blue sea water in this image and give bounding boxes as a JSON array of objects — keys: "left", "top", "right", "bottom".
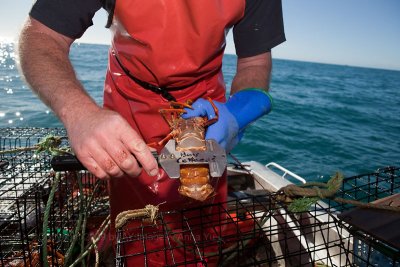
[{"left": 0, "top": 42, "right": 399, "bottom": 181}]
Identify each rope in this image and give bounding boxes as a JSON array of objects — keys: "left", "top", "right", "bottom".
[
  {"left": 65, "top": 179, "right": 108, "bottom": 266},
  {"left": 68, "top": 215, "right": 111, "bottom": 267},
  {"left": 0, "top": 146, "right": 39, "bottom": 154},
  {"left": 279, "top": 172, "right": 343, "bottom": 200},
  {"left": 79, "top": 181, "right": 102, "bottom": 267},
  {"left": 0, "top": 135, "right": 69, "bottom": 155},
  {"left": 91, "top": 236, "right": 99, "bottom": 267},
  {"left": 42, "top": 172, "right": 61, "bottom": 267},
  {"left": 64, "top": 174, "right": 85, "bottom": 265},
  {"left": 115, "top": 203, "right": 165, "bottom": 229},
  {"left": 0, "top": 134, "right": 113, "bottom": 266},
  {"left": 277, "top": 172, "right": 400, "bottom": 213},
  {"left": 333, "top": 197, "right": 400, "bottom": 212},
  {"left": 24, "top": 135, "right": 109, "bottom": 266}
]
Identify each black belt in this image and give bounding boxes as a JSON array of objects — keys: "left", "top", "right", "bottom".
[{"left": 113, "top": 52, "right": 198, "bottom": 102}]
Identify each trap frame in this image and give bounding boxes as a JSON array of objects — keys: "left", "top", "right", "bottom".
[
  {"left": 1, "top": 128, "right": 399, "bottom": 266},
  {"left": 116, "top": 166, "right": 400, "bottom": 267},
  {"left": 0, "top": 128, "right": 109, "bottom": 266}
]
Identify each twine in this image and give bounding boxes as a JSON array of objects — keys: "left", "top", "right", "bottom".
[
  {"left": 68, "top": 215, "right": 111, "bottom": 267},
  {"left": 91, "top": 236, "right": 99, "bottom": 267},
  {"left": 115, "top": 202, "right": 165, "bottom": 229},
  {"left": 0, "top": 135, "right": 69, "bottom": 155}
]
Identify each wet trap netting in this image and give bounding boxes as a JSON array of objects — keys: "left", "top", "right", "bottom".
[
  {"left": 0, "top": 127, "right": 399, "bottom": 266},
  {"left": 0, "top": 128, "right": 109, "bottom": 266},
  {"left": 115, "top": 167, "right": 400, "bottom": 267}
]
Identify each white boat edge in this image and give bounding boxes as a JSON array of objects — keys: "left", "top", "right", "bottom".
[{"left": 227, "top": 161, "right": 353, "bottom": 266}]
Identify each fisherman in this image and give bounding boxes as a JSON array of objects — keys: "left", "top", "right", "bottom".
[{"left": 18, "top": 0, "right": 285, "bottom": 263}]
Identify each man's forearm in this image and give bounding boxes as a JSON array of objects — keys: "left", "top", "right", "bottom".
[
  {"left": 18, "top": 18, "right": 100, "bottom": 127},
  {"left": 230, "top": 52, "right": 272, "bottom": 95},
  {"left": 17, "top": 18, "right": 159, "bottom": 179}
]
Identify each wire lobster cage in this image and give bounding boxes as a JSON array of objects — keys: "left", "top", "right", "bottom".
[
  {"left": 0, "top": 128, "right": 64, "bottom": 199},
  {"left": 333, "top": 166, "right": 400, "bottom": 267},
  {"left": 0, "top": 127, "right": 109, "bottom": 266},
  {"left": 116, "top": 167, "right": 400, "bottom": 267}
]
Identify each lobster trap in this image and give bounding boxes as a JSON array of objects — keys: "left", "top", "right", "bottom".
[
  {"left": 0, "top": 128, "right": 109, "bottom": 266},
  {"left": 116, "top": 166, "right": 400, "bottom": 266}
]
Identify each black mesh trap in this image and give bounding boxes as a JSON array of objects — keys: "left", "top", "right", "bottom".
[
  {"left": 116, "top": 167, "right": 400, "bottom": 267},
  {"left": 1, "top": 128, "right": 399, "bottom": 266},
  {"left": 0, "top": 128, "right": 109, "bottom": 266}
]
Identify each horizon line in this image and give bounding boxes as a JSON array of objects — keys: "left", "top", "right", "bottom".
[{"left": 1, "top": 38, "right": 399, "bottom": 72}]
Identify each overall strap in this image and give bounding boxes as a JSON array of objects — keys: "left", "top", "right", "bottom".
[{"left": 113, "top": 52, "right": 178, "bottom": 102}]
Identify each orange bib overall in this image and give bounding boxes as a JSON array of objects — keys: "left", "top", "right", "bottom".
[{"left": 103, "top": 1, "right": 245, "bottom": 265}]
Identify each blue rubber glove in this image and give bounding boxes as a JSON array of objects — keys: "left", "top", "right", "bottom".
[{"left": 182, "top": 88, "right": 273, "bottom": 152}]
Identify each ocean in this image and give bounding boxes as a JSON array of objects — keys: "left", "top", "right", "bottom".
[{"left": 1, "top": 41, "right": 399, "bottom": 181}]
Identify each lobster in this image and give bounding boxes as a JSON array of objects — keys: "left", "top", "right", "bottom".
[{"left": 149, "top": 98, "right": 220, "bottom": 201}]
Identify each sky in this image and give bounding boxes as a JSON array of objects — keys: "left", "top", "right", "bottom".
[{"left": 0, "top": 0, "right": 399, "bottom": 71}]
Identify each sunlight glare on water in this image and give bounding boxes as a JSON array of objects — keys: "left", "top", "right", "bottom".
[{"left": 0, "top": 41, "right": 59, "bottom": 127}]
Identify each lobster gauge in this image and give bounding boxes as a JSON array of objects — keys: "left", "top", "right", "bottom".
[{"left": 158, "top": 139, "right": 227, "bottom": 179}]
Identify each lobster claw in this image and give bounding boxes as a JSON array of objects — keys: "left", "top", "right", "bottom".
[{"left": 169, "top": 100, "right": 193, "bottom": 110}]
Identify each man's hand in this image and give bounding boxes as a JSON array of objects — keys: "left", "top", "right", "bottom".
[
  {"left": 66, "top": 108, "right": 159, "bottom": 180},
  {"left": 18, "top": 18, "right": 158, "bottom": 179},
  {"left": 182, "top": 99, "right": 240, "bottom": 152},
  {"left": 183, "top": 52, "right": 272, "bottom": 152},
  {"left": 182, "top": 89, "right": 273, "bottom": 152}
]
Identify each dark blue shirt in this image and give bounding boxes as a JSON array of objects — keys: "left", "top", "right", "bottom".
[{"left": 30, "top": 0, "right": 285, "bottom": 57}]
